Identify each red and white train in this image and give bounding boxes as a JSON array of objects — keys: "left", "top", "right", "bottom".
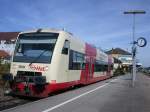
[{"left": 10, "top": 29, "right": 114, "bottom": 98}]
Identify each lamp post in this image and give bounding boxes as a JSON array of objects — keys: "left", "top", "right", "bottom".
[{"left": 124, "top": 10, "right": 146, "bottom": 87}]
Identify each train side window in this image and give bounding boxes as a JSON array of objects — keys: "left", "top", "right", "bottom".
[
  {"left": 62, "top": 40, "right": 70, "bottom": 55},
  {"left": 94, "top": 61, "right": 108, "bottom": 72},
  {"left": 69, "top": 50, "right": 85, "bottom": 70},
  {"left": 110, "top": 64, "right": 113, "bottom": 70}
]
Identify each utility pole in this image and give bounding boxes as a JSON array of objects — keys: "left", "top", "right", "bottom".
[{"left": 124, "top": 10, "right": 146, "bottom": 87}]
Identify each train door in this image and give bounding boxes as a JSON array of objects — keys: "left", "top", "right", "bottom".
[
  {"left": 89, "top": 58, "right": 93, "bottom": 79},
  {"left": 86, "top": 57, "right": 94, "bottom": 83},
  {"left": 83, "top": 43, "right": 96, "bottom": 84}
]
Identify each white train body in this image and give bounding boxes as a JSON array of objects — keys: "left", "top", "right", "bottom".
[{"left": 10, "top": 29, "right": 113, "bottom": 97}]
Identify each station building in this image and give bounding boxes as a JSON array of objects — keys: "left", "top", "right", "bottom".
[{"left": 106, "top": 48, "right": 132, "bottom": 72}]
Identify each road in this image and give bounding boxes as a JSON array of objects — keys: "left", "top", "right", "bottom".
[{"left": 2, "top": 73, "right": 150, "bottom": 112}]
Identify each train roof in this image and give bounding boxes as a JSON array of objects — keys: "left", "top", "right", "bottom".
[
  {"left": 19, "top": 28, "right": 85, "bottom": 44},
  {"left": 20, "top": 28, "right": 73, "bottom": 36}
]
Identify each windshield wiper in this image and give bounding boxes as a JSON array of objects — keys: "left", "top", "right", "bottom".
[{"left": 29, "top": 50, "right": 49, "bottom": 66}]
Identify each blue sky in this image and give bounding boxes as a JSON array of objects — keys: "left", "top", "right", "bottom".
[{"left": 0, "top": 0, "right": 150, "bottom": 66}]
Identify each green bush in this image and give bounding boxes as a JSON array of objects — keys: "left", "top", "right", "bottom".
[
  {"left": 0, "top": 64, "right": 10, "bottom": 74},
  {"left": 114, "top": 67, "right": 125, "bottom": 76}
]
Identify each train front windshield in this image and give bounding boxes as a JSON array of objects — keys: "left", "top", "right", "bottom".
[{"left": 13, "top": 33, "right": 59, "bottom": 63}]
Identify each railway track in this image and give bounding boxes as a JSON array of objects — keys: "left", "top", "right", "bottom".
[{"left": 0, "top": 97, "right": 31, "bottom": 111}]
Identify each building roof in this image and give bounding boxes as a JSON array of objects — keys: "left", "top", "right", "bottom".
[
  {"left": 0, "top": 32, "right": 19, "bottom": 41},
  {"left": 0, "top": 50, "right": 10, "bottom": 58},
  {"left": 106, "top": 48, "right": 132, "bottom": 55}
]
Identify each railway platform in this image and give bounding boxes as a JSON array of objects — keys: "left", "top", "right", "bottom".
[{"left": 2, "top": 73, "right": 150, "bottom": 112}]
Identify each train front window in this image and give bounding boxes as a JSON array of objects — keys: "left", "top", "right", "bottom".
[{"left": 13, "top": 33, "right": 58, "bottom": 63}]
